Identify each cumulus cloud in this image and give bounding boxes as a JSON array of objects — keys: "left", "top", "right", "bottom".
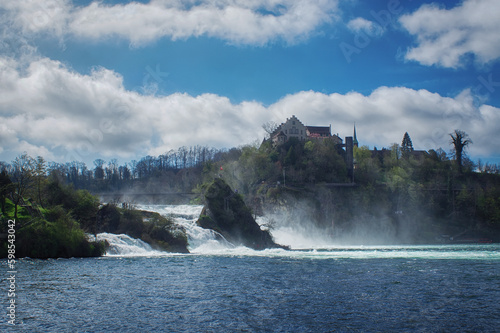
[
  {"left": 0, "top": 0, "right": 338, "bottom": 46},
  {"left": 346, "top": 17, "right": 385, "bottom": 37},
  {"left": 2, "top": 0, "right": 70, "bottom": 37},
  {"left": 1, "top": 56, "right": 499, "bottom": 165},
  {"left": 400, "top": 0, "right": 500, "bottom": 67},
  {"left": 270, "top": 88, "right": 499, "bottom": 158},
  {"left": 0, "top": 56, "right": 271, "bottom": 163}
]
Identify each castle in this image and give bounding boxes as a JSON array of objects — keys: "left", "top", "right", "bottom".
[
  {"left": 271, "top": 115, "right": 358, "bottom": 181},
  {"left": 271, "top": 115, "right": 357, "bottom": 145}
]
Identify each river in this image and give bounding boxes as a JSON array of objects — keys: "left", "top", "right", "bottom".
[{"left": 2, "top": 205, "right": 500, "bottom": 332}]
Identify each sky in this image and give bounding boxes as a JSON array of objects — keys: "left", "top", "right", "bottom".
[{"left": 0, "top": 0, "right": 499, "bottom": 166}]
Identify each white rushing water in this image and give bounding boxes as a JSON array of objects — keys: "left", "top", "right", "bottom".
[
  {"left": 96, "top": 232, "right": 165, "bottom": 257},
  {"left": 136, "top": 204, "right": 235, "bottom": 254},
  {"left": 96, "top": 204, "right": 236, "bottom": 256},
  {"left": 96, "top": 205, "right": 500, "bottom": 259},
  {"left": 96, "top": 204, "right": 342, "bottom": 256}
]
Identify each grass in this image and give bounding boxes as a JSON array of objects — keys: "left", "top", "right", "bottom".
[{"left": 2, "top": 198, "right": 32, "bottom": 220}]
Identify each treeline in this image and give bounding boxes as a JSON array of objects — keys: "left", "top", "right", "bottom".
[
  {"left": 349, "top": 143, "right": 500, "bottom": 236},
  {"left": 0, "top": 146, "right": 229, "bottom": 193},
  {"left": 2, "top": 129, "right": 500, "bottom": 247},
  {"left": 198, "top": 138, "right": 350, "bottom": 195},
  {"left": 0, "top": 157, "right": 107, "bottom": 258},
  {"left": 0, "top": 154, "right": 189, "bottom": 258},
  {"left": 193, "top": 131, "right": 500, "bottom": 242}
]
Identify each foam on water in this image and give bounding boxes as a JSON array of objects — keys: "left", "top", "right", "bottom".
[
  {"left": 179, "top": 244, "right": 499, "bottom": 260},
  {"left": 96, "top": 232, "right": 166, "bottom": 257},
  {"left": 281, "top": 245, "right": 500, "bottom": 260},
  {"left": 99, "top": 204, "right": 499, "bottom": 260},
  {"left": 136, "top": 204, "right": 236, "bottom": 253},
  {"left": 14, "top": 244, "right": 500, "bottom": 332}
]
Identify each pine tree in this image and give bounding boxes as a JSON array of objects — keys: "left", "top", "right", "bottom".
[{"left": 401, "top": 132, "right": 414, "bottom": 158}]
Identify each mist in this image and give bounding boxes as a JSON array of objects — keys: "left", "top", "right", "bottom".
[{"left": 257, "top": 190, "right": 425, "bottom": 249}]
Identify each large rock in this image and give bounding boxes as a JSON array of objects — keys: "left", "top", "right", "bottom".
[{"left": 197, "top": 178, "right": 286, "bottom": 250}]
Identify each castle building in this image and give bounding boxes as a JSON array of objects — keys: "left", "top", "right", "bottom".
[
  {"left": 271, "top": 115, "right": 356, "bottom": 182},
  {"left": 272, "top": 115, "right": 307, "bottom": 144},
  {"left": 271, "top": 115, "right": 342, "bottom": 145}
]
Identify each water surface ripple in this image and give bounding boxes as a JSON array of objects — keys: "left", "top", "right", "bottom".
[{"left": 3, "top": 244, "right": 499, "bottom": 332}]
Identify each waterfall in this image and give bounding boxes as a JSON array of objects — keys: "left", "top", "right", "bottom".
[
  {"left": 136, "top": 204, "right": 234, "bottom": 253},
  {"left": 97, "top": 204, "right": 332, "bottom": 256},
  {"left": 96, "top": 232, "right": 164, "bottom": 257},
  {"left": 94, "top": 205, "right": 235, "bottom": 256}
]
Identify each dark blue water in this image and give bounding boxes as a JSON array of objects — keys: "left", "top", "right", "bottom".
[{"left": 2, "top": 245, "right": 500, "bottom": 332}]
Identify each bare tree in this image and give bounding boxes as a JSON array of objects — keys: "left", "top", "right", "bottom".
[
  {"left": 262, "top": 121, "right": 279, "bottom": 139},
  {"left": 450, "top": 130, "right": 472, "bottom": 174},
  {"left": 11, "top": 153, "right": 36, "bottom": 219},
  {"left": 34, "top": 156, "right": 47, "bottom": 208},
  {"left": 93, "top": 159, "right": 105, "bottom": 180}
]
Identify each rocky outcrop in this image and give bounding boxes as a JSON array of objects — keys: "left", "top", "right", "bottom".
[{"left": 197, "top": 178, "right": 286, "bottom": 250}]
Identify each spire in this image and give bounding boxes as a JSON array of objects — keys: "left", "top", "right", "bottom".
[{"left": 353, "top": 123, "right": 358, "bottom": 147}]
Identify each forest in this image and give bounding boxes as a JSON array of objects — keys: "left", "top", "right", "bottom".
[{"left": 1, "top": 129, "right": 500, "bottom": 258}]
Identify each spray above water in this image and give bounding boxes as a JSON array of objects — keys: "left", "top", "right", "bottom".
[
  {"left": 256, "top": 215, "right": 336, "bottom": 249},
  {"left": 97, "top": 205, "right": 499, "bottom": 259}
]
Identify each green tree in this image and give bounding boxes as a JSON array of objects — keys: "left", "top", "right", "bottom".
[
  {"left": 73, "top": 190, "right": 100, "bottom": 234},
  {"left": 401, "top": 132, "right": 414, "bottom": 158},
  {"left": 354, "top": 146, "right": 380, "bottom": 184},
  {"left": 388, "top": 143, "right": 402, "bottom": 166},
  {"left": 0, "top": 169, "right": 13, "bottom": 215}
]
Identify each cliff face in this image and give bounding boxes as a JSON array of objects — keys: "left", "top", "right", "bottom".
[{"left": 197, "top": 178, "right": 285, "bottom": 250}]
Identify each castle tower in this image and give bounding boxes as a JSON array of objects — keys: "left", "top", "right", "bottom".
[
  {"left": 353, "top": 123, "right": 358, "bottom": 147},
  {"left": 345, "top": 136, "right": 354, "bottom": 182}
]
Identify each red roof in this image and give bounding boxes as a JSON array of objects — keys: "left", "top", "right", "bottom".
[{"left": 306, "top": 126, "right": 331, "bottom": 137}]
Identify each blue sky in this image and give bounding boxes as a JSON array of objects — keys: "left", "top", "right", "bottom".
[{"left": 1, "top": 0, "right": 499, "bottom": 166}]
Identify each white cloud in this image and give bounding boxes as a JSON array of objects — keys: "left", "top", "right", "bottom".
[
  {"left": 1, "top": 56, "right": 499, "bottom": 165},
  {"left": 3, "top": 0, "right": 70, "bottom": 37},
  {"left": 269, "top": 87, "right": 499, "bottom": 158},
  {"left": 346, "top": 17, "right": 385, "bottom": 37},
  {"left": 0, "top": 56, "right": 270, "bottom": 163},
  {"left": 0, "top": 0, "right": 339, "bottom": 46},
  {"left": 400, "top": 0, "right": 500, "bottom": 67}
]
